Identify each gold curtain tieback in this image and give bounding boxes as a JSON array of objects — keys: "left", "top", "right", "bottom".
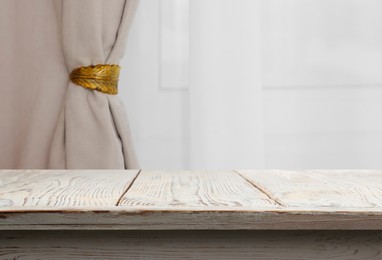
[{"left": 69, "top": 64, "right": 121, "bottom": 95}]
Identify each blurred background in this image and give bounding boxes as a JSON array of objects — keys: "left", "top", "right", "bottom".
[{"left": 119, "top": 0, "right": 382, "bottom": 170}]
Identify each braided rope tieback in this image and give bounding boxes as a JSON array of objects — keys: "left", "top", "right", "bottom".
[{"left": 69, "top": 64, "right": 121, "bottom": 95}]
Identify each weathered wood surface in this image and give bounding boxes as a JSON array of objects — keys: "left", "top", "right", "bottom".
[
  {"left": 1, "top": 209, "right": 381, "bottom": 230},
  {"left": 0, "top": 170, "right": 140, "bottom": 207},
  {"left": 235, "top": 169, "right": 382, "bottom": 208},
  {"left": 118, "top": 170, "right": 277, "bottom": 207},
  {"left": 0, "top": 230, "right": 380, "bottom": 260},
  {"left": 0, "top": 170, "right": 381, "bottom": 230}
]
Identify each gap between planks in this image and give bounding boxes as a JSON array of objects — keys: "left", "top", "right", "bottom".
[
  {"left": 233, "top": 170, "right": 285, "bottom": 207},
  {"left": 115, "top": 169, "right": 142, "bottom": 206}
]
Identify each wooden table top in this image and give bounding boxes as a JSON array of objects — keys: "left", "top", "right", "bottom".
[{"left": 0, "top": 170, "right": 381, "bottom": 230}]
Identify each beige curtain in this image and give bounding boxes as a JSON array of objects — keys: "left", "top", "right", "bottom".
[{"left": 0, "top": 0, "right": 139, "bottom": 169}]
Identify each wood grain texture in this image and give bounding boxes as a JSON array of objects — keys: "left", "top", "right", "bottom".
[
  {"left": 118, "top": 170, "right": 277, "bottom": 207},
  {"left": 0, "top": 230, "right": 380, "bottom": 260},
  {"left": 0, "top": 209, "right": 381, "bottom": 230},
  {"left": 0, "top": 170, "right": 381, "bottom": 230},
  {"left": 0, "top": 170, "right": 139, "bottom": 207},
  {"left": 236, "top": 170, "right": 382, "bottom": 209}
]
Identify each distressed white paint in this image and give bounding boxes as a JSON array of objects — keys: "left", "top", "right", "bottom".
[
  {"left": 118, "top": 170, "right": 276, "bottom": 207},
  {"left": 0, "top": 170, "right": 381, "bottom": 230},
  {"left": 0, "top": 170, "right": 139, "bottom": 207},
  {"left": 236, "top": 169, "right": 382, "bottom": 208}
]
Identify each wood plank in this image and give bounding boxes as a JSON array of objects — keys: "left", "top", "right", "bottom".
[
  {"left": 117, "top": 170, "right": 277, "bottom": 207},
  {"left": 1, "top": 170, "right": 381, "bottom": 230},
  {"left": 0, "top": 208, "right": 381, "bottom": 230},
  {"left": 0, "top": 230, "right": 380, "bottom": 259},
  {"left": 0, "top": 170, "right": 139, "bottom": 207},
  {"left": 235, "top": 170, "right": 382, "bottom": 209}
]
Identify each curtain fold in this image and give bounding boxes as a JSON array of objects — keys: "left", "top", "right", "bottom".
[{"left": 48, "top": 0, "right": 139, "bottom": 169}]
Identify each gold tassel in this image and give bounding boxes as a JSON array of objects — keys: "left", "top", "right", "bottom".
[{"left": 69, "top": 64, "right": 121, "bottom": 95}]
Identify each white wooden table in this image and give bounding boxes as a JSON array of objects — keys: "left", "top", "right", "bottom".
[{"left": 0, "top": 170, "right": 381, "bottom": 259}]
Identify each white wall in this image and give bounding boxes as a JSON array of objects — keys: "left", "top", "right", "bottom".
[
  {"left": 120, "top": 0, "right": 382, "bottom": 169},
  {"left": 120, "top": 0, "right": 190, "bottom": 170},
  {"left": 262, "top": 0, "right": 382, "bottom": 168},
  {"left": 189, "top": 0, "right": 264, "bottom": 169}
]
